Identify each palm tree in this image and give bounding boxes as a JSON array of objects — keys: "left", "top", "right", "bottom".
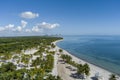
[
  {"left": 35, "top": 68, "right": 45, "bottom": 80},
  {"left": 24, "top": 59, "right": 29, "bottom": 67},
  {"left": 29, "top": 69, "right": 35, "bottom": 80},
  {"left": 51, "top": 43, "right": 56, "bottom": 48},
  {"left": 83, "top": 63, "right": 90, "bottom": 78},
  {"left": 15, "top": 49, "right": 21, "bottom": 56},
  {"left": 61, "top": 54, "right": 72, "bottom": 63},
  {"left": 59, "top": 49, "right": 63, "bottom": 53},
  {"left": 77, "top": 64, "right": 84, "bottom": 74},
  {"left": 109, "top": 74, "right": 117, "bottom": 80},
  {"left": 0, "top": 62, "right": 16, "bottom": 72},
  {"left": 77, "top": 63, "right": 90, "bottom": 79}
]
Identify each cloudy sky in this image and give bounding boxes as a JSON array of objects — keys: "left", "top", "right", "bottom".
[{"left": 0, "top": 0, "right": 120, "bottom": 36}]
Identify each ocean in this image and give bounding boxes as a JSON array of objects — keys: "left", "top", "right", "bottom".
[{"left": 57, "top": 35, "right": 120, "bottom": 75}]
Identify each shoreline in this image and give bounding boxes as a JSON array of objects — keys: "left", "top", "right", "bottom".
[
  {"left": 54, "top": 40, "right": 120, "bottom": 80},
  {"left": 61, "top": 49, "right": 120, "bottom": 76}
]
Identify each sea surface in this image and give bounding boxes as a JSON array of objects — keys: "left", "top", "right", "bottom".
[{"left": 57, "top": 35, "right": 120, "bottom": 75}]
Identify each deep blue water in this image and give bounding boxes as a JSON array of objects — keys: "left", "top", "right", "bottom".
[{"left": 57, "top": 35, "right": 120, "bottom": 75}]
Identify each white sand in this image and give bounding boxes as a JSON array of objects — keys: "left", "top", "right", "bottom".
[
  {"left": 24, "top": 48, "right": 38, "bottom": 55},
  {"left": 54, "top": 40, "right": 120, "bottom": 80},
  {"left": 52, "top": 52, "right": 58, "bottom": 76},
  {"left": 51, "top": 43, "right": 59, "bottom": 76}
]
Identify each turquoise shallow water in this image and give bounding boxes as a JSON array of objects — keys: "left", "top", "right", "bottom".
[{"left": 57, "top": 35, "right": 120, "bottom": 75}]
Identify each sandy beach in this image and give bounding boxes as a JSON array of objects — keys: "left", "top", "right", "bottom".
[{"left": 53, "top": 40, "right": 120, "bottom": 80}]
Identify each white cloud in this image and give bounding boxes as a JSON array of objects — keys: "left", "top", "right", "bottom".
[
  {"left": 30, "top": 22, "right": 59, "bottom": 33},
  {"left": 21, "top": 11, "right": 39, "bottom": 19},
  {"left": 32, "top": 26, "right": 42, "bottom": 32},
  {"left": 0, "top": 21, "right": 59, "bottom": 35},
  {"left": 12, "top": 20, "right": 27, "bottom": 32},
  {"left": 25, "top": 29, "right": 31, "bottom": 32},
  {"left": 0, "top": 24, "right": 14, "bottom": 31},
  {"left": 0, "top": 27, "right": 5, "bottom": 31},
  {"left": 16, "top": 26, "right": 22, "bottom": 32},
  {"left": 12, "top": 26, "right": 22, "bottom": 32},
  {"left": 0, "top": 21, "right": 27, "bottom": 32},
  {"left": 37, "top": 22, "right": 59, "bottom": 29},
  {"left": 0, "top": 11, "right": 60, "bottom": 36},
  {"left": 5, "top": 24, "right": 14, "bottom": 29},
  {"left": 21, "top": 20, "right": 27, "bottom": 28}
]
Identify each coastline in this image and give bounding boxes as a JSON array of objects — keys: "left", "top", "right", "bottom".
[{"left": 54, "top": 40, "right": 120, "bottom": 80}]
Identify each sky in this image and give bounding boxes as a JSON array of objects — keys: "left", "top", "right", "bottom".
[{"left": 0, "top": 0, "right": 120, "bottom": 36}]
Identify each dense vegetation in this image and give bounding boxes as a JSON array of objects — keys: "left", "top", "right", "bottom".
[
  {"left": 0, "top": 36, "right": 62, "bottom": 54},
  {"left": 0, "top": 36, "right": 63, "bottom": 80}
]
